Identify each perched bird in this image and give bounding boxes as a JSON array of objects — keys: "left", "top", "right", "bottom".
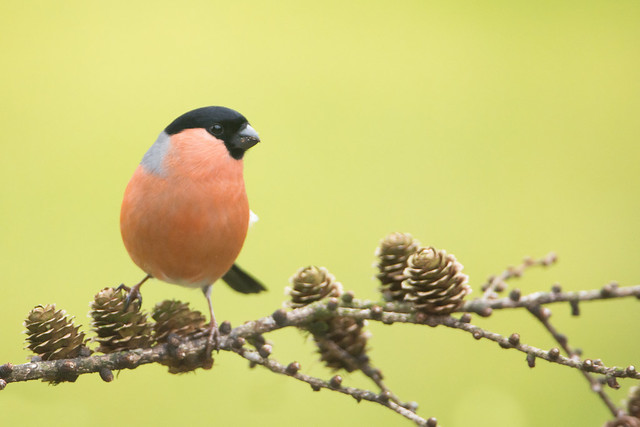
[{"left": 120, "top": 106, "right": 266, "bottom": 347}]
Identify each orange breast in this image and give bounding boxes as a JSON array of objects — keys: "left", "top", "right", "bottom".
[{"left": 120, "top": 128, "right": 249, "bottom": 288}]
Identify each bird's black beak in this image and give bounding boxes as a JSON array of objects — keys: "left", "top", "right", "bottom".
[{"left": 232, "top": 124, "right": 260, "bottom": 151}]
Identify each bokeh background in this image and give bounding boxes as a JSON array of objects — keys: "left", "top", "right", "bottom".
[{"left": 1, "top": 1, "right": 639, "bottom": 425}]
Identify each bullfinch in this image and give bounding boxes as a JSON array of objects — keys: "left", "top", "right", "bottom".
[{"left": 120, "top": 106, "right": 266, "bottom": 347}]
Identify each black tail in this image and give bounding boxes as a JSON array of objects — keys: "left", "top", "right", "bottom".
[{"left": 222, "top": 264, "right": 267, "bottom": 294}]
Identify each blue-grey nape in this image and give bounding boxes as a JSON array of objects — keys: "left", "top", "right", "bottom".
[{"left": 141, "top": 131, "right": 171, "bottom": 176}]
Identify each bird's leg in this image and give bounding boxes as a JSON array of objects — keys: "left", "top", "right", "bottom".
[
  {"left": 202, "top": 285, "right": 220, "bottom": 353},
  {"left": 117, "top": 274, "right": 151, "bottom": 311}
]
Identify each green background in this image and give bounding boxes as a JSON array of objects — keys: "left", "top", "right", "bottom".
[{"left": 1, "top": 1, "right": 639, "bottom": 425}]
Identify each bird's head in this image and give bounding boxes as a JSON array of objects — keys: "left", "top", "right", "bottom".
[{"left": 165, "top": 106, "right": 260, "bottom": 160}]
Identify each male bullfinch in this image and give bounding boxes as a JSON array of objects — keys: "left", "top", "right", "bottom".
[{"left": 120, "top": 106, "right": 266, "bottom": 347}]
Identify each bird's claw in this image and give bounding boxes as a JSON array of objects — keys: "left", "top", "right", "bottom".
[{"left": 115, "top": 283, "right": 130, "bottom": 293}]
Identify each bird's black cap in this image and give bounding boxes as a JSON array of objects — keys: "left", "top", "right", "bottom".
[{"left": 164, "top": 106, "right": 260, "bottom": 160}]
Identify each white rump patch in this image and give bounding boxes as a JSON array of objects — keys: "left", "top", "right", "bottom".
[{"left": 249, "top": 210, "right": 259, "bottom": 227}]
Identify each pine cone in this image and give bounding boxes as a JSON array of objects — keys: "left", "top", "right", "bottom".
[
  {"left": 402, "top": 247, "right": 471, "bottom": 314},
  {"left": 627, "top": 386, "right": 640, "bottom": 419},
  {"left": 152, "top": 300, "right": 207, "bottom": 343},
  {"left": 287, "top": 266, "right": 343, "bottom": 308},
  {"left": 90, "top": 287, "right": 152, "bottom": 353},
  {"left": 604, "top": 416, "right": 640, "bottom": 427},
  {"left": 24, "top": 304, "right": 87, "bottom": 360},
  {"left": 375, "top": 232, "right": 420, "bottom": 301},
  {"left": 151, "top": 300, "right": 210, "bottom": 374},
  {"left": 314, "top": 316, "right": 369, "bottom": 372}
]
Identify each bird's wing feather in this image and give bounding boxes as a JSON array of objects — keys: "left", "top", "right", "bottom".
[{"left": 222, "top": 263, "right": 266, "bottom": 293}]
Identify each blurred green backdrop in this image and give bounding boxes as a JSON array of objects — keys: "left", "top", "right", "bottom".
[{"left": 1, "top": 1, "right": 639, "bottom": 425}]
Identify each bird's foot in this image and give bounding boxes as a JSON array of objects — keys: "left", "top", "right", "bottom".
[
  {"left": 116, "top": 274, "right": 151, "bottom": 311},
  {"left": 205, "top": 322, "right": 221, "bottom": 355},
  {"left": 116, "top": 283, "right": 142, "bottom": 311}
]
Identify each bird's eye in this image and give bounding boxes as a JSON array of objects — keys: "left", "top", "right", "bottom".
[{"left": 209, "top": 123, "right": 224, "bottom": 136}]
